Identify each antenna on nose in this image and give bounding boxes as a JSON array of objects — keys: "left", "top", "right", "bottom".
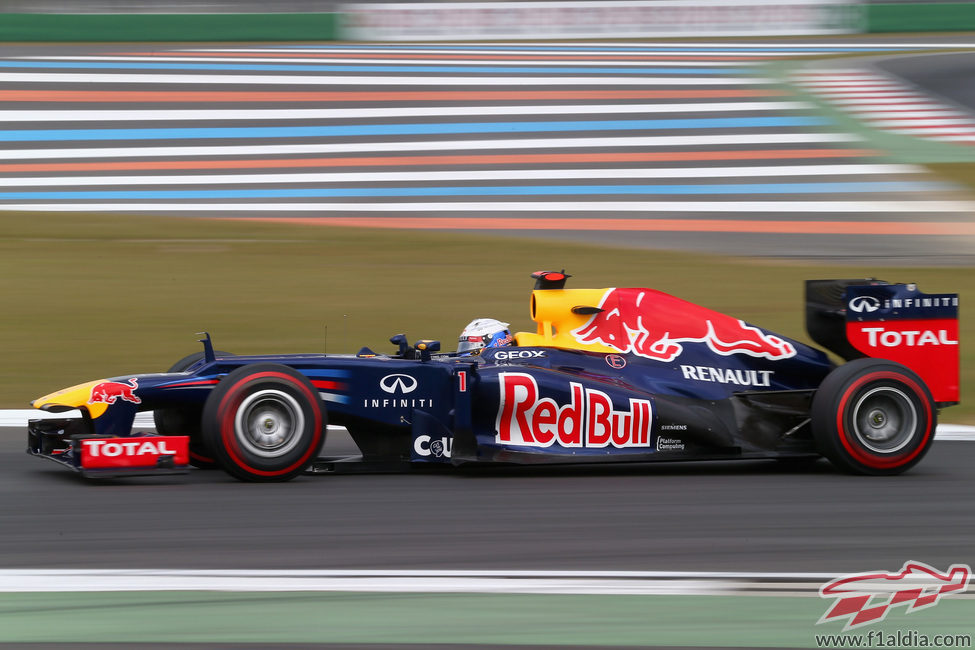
[{"left": 196, "top": 332, "right": 215, "bottom": 363}]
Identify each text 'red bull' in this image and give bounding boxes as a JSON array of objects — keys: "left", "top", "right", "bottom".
[
  {"left": 572, "top": 288, "right": 796, "bottom": 362},
  {"left": 88, "top": 378, "right": 141, "bottom": 405},
  {"left": 496, "top": 372, "right": 652, "bottom": 449}
]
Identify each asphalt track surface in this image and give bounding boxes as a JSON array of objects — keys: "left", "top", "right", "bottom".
[
  {"left": 3, "top": 40, "right": 975, "bottom": 262},
  {"left": 3, "top": 426, "right": 973, "bottom": 574}
]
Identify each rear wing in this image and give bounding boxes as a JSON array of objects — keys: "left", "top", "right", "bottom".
[{"left": 806, "top": 280, "right": 959, "bottom": 405}]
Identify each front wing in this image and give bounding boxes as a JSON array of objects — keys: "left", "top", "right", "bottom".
[{"left": 27, "top": 417, "right": 191, "bottom": 478}]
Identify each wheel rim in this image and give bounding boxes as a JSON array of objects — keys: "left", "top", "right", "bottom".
[
  {"left": 234, "top": 389, "right": 305, "bottom": 458},
  {"left": 851, "top": 386, "right": 918, "bottom": 454}
]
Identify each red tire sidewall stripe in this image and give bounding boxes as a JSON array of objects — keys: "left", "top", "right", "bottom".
[
  {"left": 189, "top": 450, "right": 215, "bottom": 464},
  {"left": 217, "top": 371, "right": 324, "bottom": 477},
  {"left": 835, "top": 371, "right": 932, "bottom": 470}
]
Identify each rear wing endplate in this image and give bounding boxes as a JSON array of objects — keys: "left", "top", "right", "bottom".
[{"left": 806, "top": 280, "right": 959, "bottom": 404}]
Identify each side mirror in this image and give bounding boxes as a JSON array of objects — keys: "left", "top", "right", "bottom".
[
  {"left": 389, "top": 334, "right": 410, "bottom": 357},
  {"left": 414, "top": 339, "right": 441, "bottom": 362}
]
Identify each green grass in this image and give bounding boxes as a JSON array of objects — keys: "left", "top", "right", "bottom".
[
  {"left": 924, "top": 162, "right": 975, "bottom": 192},
  {"left": 2, "top": 212, "right": 972, "bottom": 423}
]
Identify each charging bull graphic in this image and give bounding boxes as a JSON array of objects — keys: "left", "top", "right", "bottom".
[
  {"left": 818, "top": 561, "right": 971, "bottom": 631},
  {"left": 572, "top": 288, "right": 796, "bottom": 362},
  {"left": 88, "top": 378, "right": 141, "bottom": 406}
]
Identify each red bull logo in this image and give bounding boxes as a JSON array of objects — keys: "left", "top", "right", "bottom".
[
  {"left": 496, "top": 372, "right": 652, "bottom": 449},
  {"left": 571, "top": 288, "right": 796, "bottom": 362},
  {"left": 88, "top": 378, "right": 141, "bottom": 406},
  {"left": 818, "top": 561, "right": 971, "bottom": 631}
]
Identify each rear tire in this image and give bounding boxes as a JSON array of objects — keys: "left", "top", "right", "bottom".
[
  {"left": 811, "top": 359, "right": 936, "bottom": 476},
  {"left": 154, "top": 350, "right": 232, "bottom": 469},
  {"left": 201, "top": 364, "right": 326, "bottom": 482}
]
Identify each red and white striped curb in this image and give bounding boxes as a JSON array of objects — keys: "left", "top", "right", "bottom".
[{"left": 793, "top": 68, "right": 975, "bottom": 143}]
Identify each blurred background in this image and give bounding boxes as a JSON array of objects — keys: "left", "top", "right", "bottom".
[{"left": 1, "top": 1, "right": 973, "bottom": 647}]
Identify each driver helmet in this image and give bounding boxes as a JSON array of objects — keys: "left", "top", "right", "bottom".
[{"left": 458, "top": 318, "right": 512, "bottom": 354}]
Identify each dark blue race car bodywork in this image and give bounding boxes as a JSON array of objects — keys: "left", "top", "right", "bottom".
[{"left": 28, "top": 273, "right": 959, "bottom": 480}]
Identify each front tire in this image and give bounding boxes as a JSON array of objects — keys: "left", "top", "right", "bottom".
[
  {"left": 201, "top": 364, "right": 326, "bottom": 482},
  {"left": 811, "top": 359, "right": 936, "bottom": 476}
]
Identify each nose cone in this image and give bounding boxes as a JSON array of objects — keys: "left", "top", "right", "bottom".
[{"left": 32, "top": 379, "right": 111, "bottom": 418}]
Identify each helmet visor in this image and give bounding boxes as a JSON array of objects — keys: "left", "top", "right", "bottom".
[{"left": 457, "top": 334, "right": 485, "bottom": 354}]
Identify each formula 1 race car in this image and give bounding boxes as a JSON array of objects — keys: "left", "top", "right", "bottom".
[{"left": 28, "top": 272, "right": 959, "bottom": 481}]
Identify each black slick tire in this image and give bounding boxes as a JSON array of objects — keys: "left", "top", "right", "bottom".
[
  {"left": 201, "top": 363, "right": 326, "bottom": 482},
  {"left": 811, "top": 358, "right": 936, "bottom": 476}
]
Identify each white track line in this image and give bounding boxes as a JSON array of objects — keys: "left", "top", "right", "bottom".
[
  {"left": 0, "top": 133, "right": 865, "bottom": 161},
  {"left": 5, "top": 201, "right": 973, "bottom": 213},
  {"left": 938, "top": 425, "right": 975, "bottom": 440},
  {"left": 190, "top": 43, "right": 975, "bottom": 53},
  {"left": 18, "top": 55, "right": 748, "bottom": 67},
  {"left": 0, "top": 568, "right": 972, "bottom": 594},
  {"left": 0, "top": 165, "right": 922, "bottom": 188},
  {"left": 7, "top": 410, "right": 973, "bottom": 438},
  {"left": 178, "top": 47, "right": 797, "bottom": 56},
  {"left": 2, "top": 409, "right": 343, "bottom": 431},
  {"left": 0, "top": 73, "right": 769, "bottom": 86},
  {"left": 0, "top": 102, "right": 811, "bottom": 122},
  {"left": 0, "top": 569, "right": 829, "bottom": 595}
]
